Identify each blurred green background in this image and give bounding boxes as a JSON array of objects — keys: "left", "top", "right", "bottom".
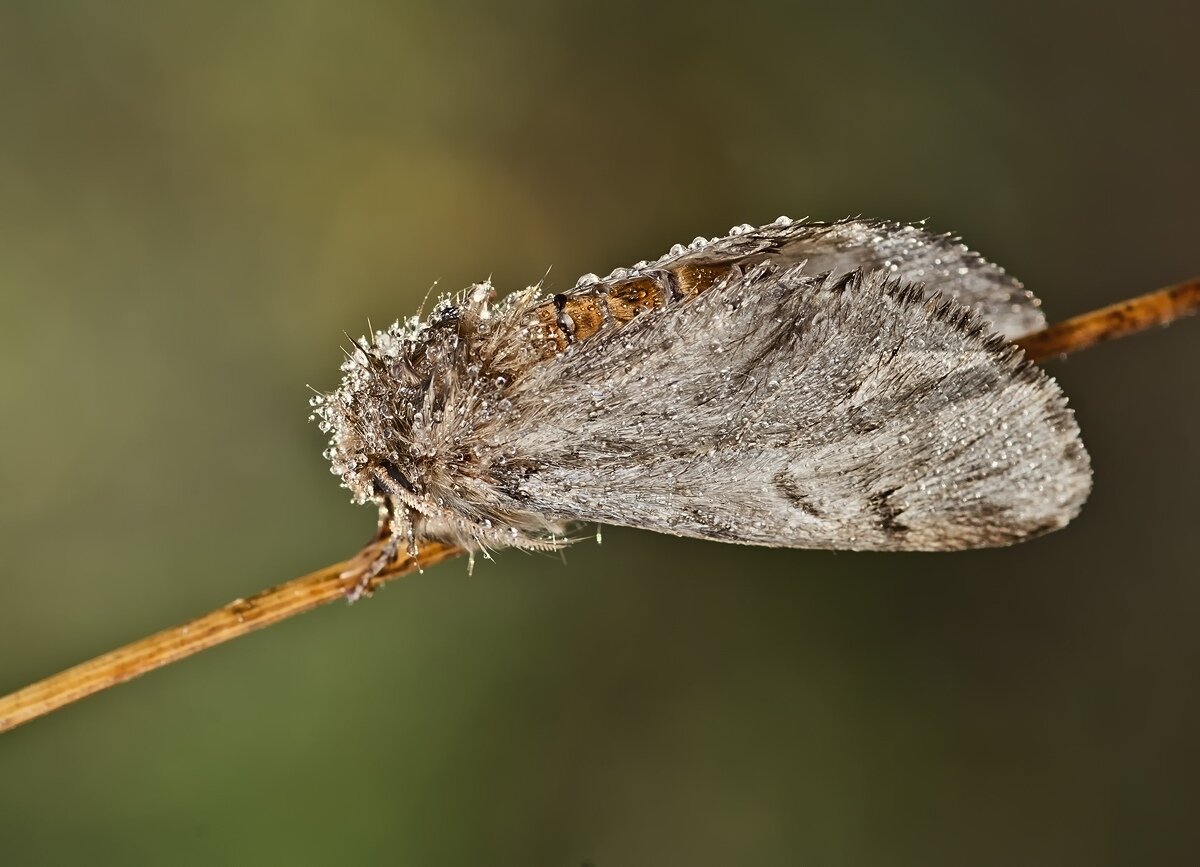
[{"left": 1, "top": 1, "right": 1197, "bottom": 864}]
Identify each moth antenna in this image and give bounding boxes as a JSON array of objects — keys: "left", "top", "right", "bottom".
[{"left": 416, "top": 279, "right": 439, "bottom": 319}]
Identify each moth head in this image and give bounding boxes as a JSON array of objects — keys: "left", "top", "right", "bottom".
[
  {"left": 310, "top": 320, "right": 428, "bottom": 506},
  {"left": 310, "top": 282, "right": 537, "bottom": 547}
]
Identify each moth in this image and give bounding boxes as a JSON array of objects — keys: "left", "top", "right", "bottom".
[{"left": 311, "top": 218, "right": 1093, "bottom": 594}]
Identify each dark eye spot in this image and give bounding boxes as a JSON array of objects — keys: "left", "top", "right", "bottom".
[{"left": 377, "top": 461, "right": 417, "bottom": 494}]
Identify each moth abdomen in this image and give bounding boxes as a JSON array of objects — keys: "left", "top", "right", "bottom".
[{"left": 529, "top": 259, "right": 745, "bottom": 355}]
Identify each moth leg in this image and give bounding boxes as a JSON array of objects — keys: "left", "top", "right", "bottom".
[{"left": 338, "top": 502, "right": 400, "bottom": 602}]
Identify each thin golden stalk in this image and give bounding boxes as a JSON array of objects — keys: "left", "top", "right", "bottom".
[
  {"left": 0, "top": 542, "right": 462, "bottom": 734},
  {"left": 1, "top": 276, "right": 1196, "bottom": 736},
  {"left": 1014, "top": 277, "right": 1200, "bottom": 360}
]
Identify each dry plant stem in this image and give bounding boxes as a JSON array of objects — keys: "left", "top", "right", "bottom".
[
  {"left": 0, "top": 542, "right": 462, "bottom": 734},
  {"left": 1015, "top": 277, "right": 1200, "bottom": 361},
  {"left": 1, "top": 275, "right": 1197, "bottom": 736}
]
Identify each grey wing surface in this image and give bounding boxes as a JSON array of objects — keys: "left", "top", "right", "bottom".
[{"left": 489, "top": 264, "right": 1089, "bottom": 551}]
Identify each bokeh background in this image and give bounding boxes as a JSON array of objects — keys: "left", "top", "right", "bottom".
[{"left": 1, "top": 2, "right": 1197, "bottom": 864}]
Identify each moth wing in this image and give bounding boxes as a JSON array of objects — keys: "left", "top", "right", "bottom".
[
  {"left": 492, "top": 265, "right": 1090, "bottom": 551},
  {"left": 577, "top": 218, "right": 1045, "bottom": 339}
]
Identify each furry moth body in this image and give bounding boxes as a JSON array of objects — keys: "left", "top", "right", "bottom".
[{"left": 312, "top": 218, "right": 1091, "bottom": 568}]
